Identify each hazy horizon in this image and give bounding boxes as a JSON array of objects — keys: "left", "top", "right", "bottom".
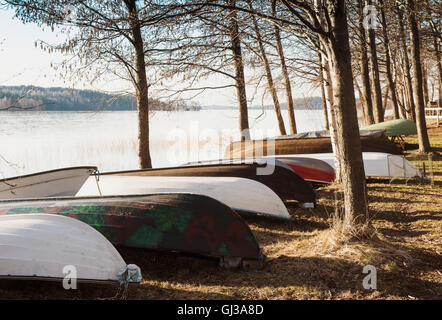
[{"left": 0, "top": 8, "right": 320, "bottom": 108}]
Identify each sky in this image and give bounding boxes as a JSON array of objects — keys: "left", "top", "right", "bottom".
[{"left": 0, "top": 8, "right": 316, "bottom": 107}]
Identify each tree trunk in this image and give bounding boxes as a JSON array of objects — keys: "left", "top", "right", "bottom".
[
  {"left": 406, "top": 0, "right": 431, "bottom": 152},
  {"left": 391, "top": 47, "right": 407, "bottom": 118},
  {"left": 357, "top": 0, "right": 375, "bottom": 125},
  {"left": 322, "top": 0, "right": 368, "bottom": 224},
  {"left": 322, "top": 48, "right": 341, "bottom": 182},
  {"left": 379, "top": 1, "right": 399, "bottom": 119},
  {"left": 354, "top": 78, "right": 366, "bottom": 122},
  {"left": 272, "top": 0, "right": 297, "bottom": 134},
  {"left": 366, "top": 1, "right": 383, "bottom": 123},
  {"left": 315, "top": 0, "right": 341, "bottom": 182},
  {"left": 382, "top": 84, "right": 390, "bottom": 113},
  {"left": 435, "top": 31, "right": 442, "bottom": 108},
  {"left": 398, "top": 87, "right": 408, "bottom": 118},
  {"left": 397, "top": 5, "right": 416, "bottom": 121},
  {"left": 318, "top": 52, "right": 329, "bottom": 131},
  {"left": 227, "top": 0, "right": 250, "bottom": 141},
  {"left": 249, "top": 3, "right": 286, "bottom": 135},
  {"left": 426, "top": 6, "right": 442, "bottom": 108},
  {"left": 125, "top": 0, "right": 152, "bottom": 169},
  {"left": 421, "top": 55, "right": 429, "bottom": 107}
]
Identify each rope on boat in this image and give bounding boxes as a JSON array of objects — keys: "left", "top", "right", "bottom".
[
  {"left": 93, "top": 169, "right": 102, "bottom": 196},
  {"left": 97, "top": 264, "right": 142, "bottom": 300}
]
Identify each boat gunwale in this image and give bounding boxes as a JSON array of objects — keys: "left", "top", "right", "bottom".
[
  {"left": 0, "top": 192, "right": 224, "bottom": 204},
  {"left": 99, "top": 161, "right": 290, "bottom": 176},
  {"left": 0, "top": 275, "right": 124, "bottom": 284},
  {"left": 0, "top": 166, "right": 98, "bottom": 183}
]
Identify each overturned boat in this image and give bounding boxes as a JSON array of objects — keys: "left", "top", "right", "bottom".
[
  {"left": 361, "top": 119, "right": 417, "bottom": 137},
  {"left": 225, "top": 130, "right": 402, "bottom": 159},
  {"left": 102, "top": 162, "right": 315, "bottom": 205},
  {"left": 0, "top": 166, "right": 97, "bottom": 200},
  {"left": 77, "top": 175, "right": 292, "bottom": 218},
  {"left": 0, "top": 213, "right": 141, "bottom": 283},
  {"left": 271, "top": 152, "right": 422, "bottom": 178},
  {"left": 184, "top": 157, "right": 334, "bottom": 185},
  {"left": 0, "top": 194, "right": 264, "bottom": 267},
  {"left": 273, "top": 157, "right": 335, "bottom": 184}
]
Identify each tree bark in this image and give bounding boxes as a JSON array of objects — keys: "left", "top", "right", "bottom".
[
  {"left": 382, "top": 84, "right": 390, "bottom": 113},
  {"left": 379, "top": 0, "right": 400, "bottom": 119},
  {"left": 321, "top": 48, "right": 341, "bottom": 182},
  {"left": 354, "top": 78, "right": 366, "bottom": 122},
  {"left": 406, "top": 0, "right": 431, "bottom": 152},
  {"left": 366, "top": 0, "right": 383, "bottom": 123},
  {"left": 421, "top": 55, "right": 429, "bottom": 107},
  {"left": 322, "top": 0, "right": 368, "bottom": 223},
  {"left": 272, "top": 0, "right": 297, "bottom": 134},
  {"left": 357, "top": 0, "right": 375, "bottom": 125},
  {"left": 125, "top": 0, "right": 152, "bottom": 168},
  {"left": 318, "top": 52, "right": 329, "bottom": 131},
  {"left": 397, "top": 4, "right": 416, "bottom": 121},
  {"left": 249, "top": 3, "right": 286, "bottom": 135},
  {"left": 435, "top": 30, "right": 442, "bottom": 108},
  {"left": 391, "top": 48, "right": 406, "bottom": 118},
  {"left": 227, "top": 0, "right": 250, "bottom": 141},
  {"left": 398, "top": 87, "right": 408, "bottom": 118}
]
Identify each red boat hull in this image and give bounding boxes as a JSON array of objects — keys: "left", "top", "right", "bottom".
[{"left": 275, "top": 157, "right": 335, "bottom": 184}]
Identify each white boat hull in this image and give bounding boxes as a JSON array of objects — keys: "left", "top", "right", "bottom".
[
  {"left": 77, "top": 176, "right": 291, "bottom": 219},
  {"left": 0, "top": 167, "right": 97, "bottom": 200},
  {"left": 0, "top": 214, "right": 141, "bottom": 283},
  {"left": 268, "top": 152, "right": 422, "bottom": 178}
]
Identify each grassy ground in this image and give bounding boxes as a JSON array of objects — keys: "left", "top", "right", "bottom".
[{"left": 1, "top": 125, "right": 441, "bottom": 300}]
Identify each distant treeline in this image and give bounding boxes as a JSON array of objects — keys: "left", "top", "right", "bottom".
[
  {"left": 255, "top": 96, "right": 323, "bottom": 110},
  {"left": 0, "top": 86, "right": 200, "bottom": 111},
  {"left": 196, "top": 96, "right": 324, "bottom": 110}
]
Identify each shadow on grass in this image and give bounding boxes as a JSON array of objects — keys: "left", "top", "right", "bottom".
[
  {"left": 369, "top": 187, "right": 442, "bottom": 197},
  {"left": 118, "top": 248, "right": 441, "bottom": 300},
  {"left": 0, "top": 240, "right": 440, "bottom": 300},
  {"left": 377, "top": 227, "right": 429, "bottom": 238},
  {"left": 371, "top": 210, "right": 441, "bottom": 223},
  {"left": 240, "top": 207, "right": 330, "bottom": 234},
  {"left": 0, "top": 279, "right": 121, "bottom": 300},
  {"left": 367, "top": 195, "right": 422, "bottom": 204}
]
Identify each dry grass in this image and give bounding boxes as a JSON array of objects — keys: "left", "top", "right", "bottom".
[{"left": 1, "top": 125, "right": 441, "bottom": 300}]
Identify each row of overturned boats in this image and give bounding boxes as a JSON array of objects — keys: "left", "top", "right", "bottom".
[{"left": 0, "top": 123, "right": 423, "bottom": 288}]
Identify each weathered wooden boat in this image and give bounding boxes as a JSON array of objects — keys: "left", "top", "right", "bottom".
[
  {"left": 0, "top": 166, "right": 98, "bottom": 200},
  {"left": 77, "top": 176, "right": 292, "bottom": 218},
  {"left": 102, "top": 162, "right": 316, "bottom": 205},
  {"left": 0, "top": 213, "right": 141, "bottom": 283},
  {"left": 273, "top": 152, "right": 422, "bottom": 178},
  {"left": 0, "top": 194, "right": 264, "bottom": 267},
  {"left": 225, "top": 131, "right": 402, "bottom": 158},
  {"left": 273, "top": 157, "right": 335, "bottom": 184}
]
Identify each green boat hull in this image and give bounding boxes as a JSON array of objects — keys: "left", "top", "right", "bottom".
[
  {"left": 361, "top": 119, "right": 417, "bottom": 137},
  {"left": 0, "top": 193, "right": 263, "bottom": 267}
]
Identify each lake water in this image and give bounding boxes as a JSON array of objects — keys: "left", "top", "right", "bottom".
[{"left": 0, "top": 109, "right": 325, "bottom": 178}]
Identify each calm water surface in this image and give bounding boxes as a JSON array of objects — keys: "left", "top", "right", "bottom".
[{"left": 0, "top": 109, "right": 325, "bottom": 178}]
